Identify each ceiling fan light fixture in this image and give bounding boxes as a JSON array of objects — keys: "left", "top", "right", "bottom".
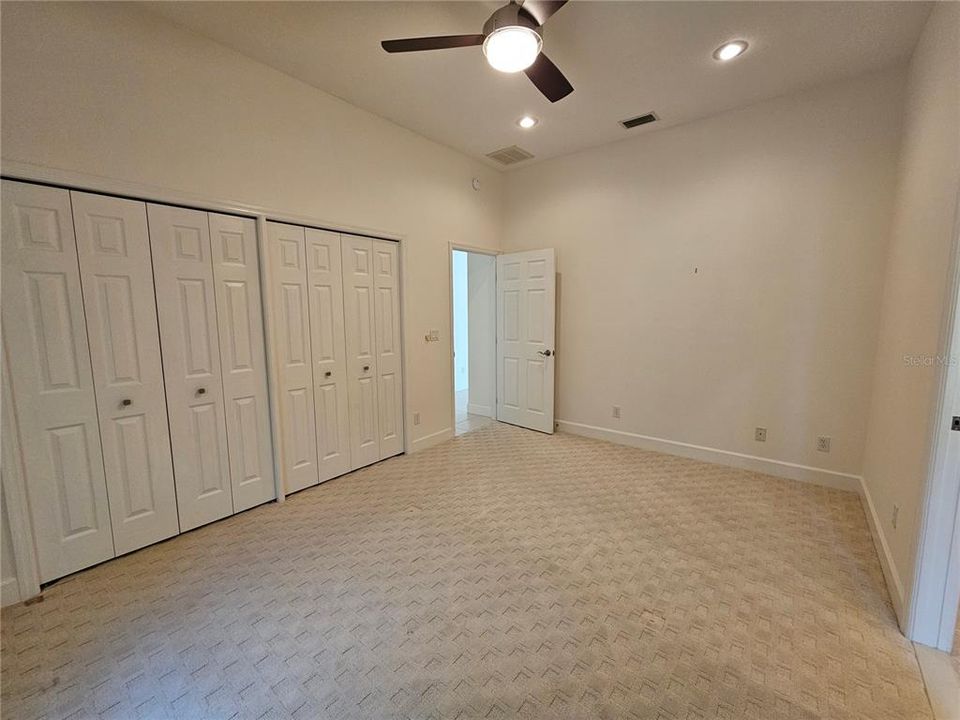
[{"left": 482, "top": 25, "right": 542, "bottom": 73}]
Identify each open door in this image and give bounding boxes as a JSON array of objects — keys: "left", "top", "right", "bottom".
[{"left": 496, "top": 249, "right": 556, "bottom": 433}]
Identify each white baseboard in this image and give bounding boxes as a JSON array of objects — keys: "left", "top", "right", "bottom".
[
  {"left": 556, "top": 420, "right": 862, "bottom": 492},
  {"left": 466, "top": 403, "right": 494, "bottom": 418},
  {"left": 411, "top": 427, "right": 453, "bottom": 453},
  {"left": 858, "top": 477, "right": 906, "bottom": 625},
  {"left": 1, "top": 577, "right": 21, "bottom": 608}
]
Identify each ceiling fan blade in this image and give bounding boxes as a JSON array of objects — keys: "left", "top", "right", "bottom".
[
  {"left": 519, "top": 0, "right": 568, "bottom": 26},
  {"left": 524, "top": 53, "right": 573, "bottom": 102},
  {"left": 381, "top": 34, "right": 484, "bottom": 53}
]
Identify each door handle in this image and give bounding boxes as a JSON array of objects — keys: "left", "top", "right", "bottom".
[
  {"left": 121, "top": 398, "right": 132, "bottom": 407},
  {"left": 325, "top": 371, "right": 332, "bottom": 378},
  {"left": 196, "top": 387, "right": 207, "bottom": 396},
  {"left": 538, "top": 349, "right": 553, "bottom": 357},
  {"left": 363, "top": 365, "right": 370, "bottom": 372}
]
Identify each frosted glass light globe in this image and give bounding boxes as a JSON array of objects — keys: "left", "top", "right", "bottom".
[{"left": 483, "top": 26, "right": 542, "bottom": 73}]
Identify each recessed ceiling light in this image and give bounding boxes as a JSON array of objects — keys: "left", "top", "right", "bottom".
[
  {"left": 713, "top": 40, "right": 748, "bottom": 62},
  {"left": 517, "top": 115, "right": 539, "bottom": 129}
]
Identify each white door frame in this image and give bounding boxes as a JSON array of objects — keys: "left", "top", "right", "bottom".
[
  {"left": 908, "top": 190, "right": 960, "bottom": 650},
  {"left": 448, "top": 243, "right": 500, "bottom": 437}
]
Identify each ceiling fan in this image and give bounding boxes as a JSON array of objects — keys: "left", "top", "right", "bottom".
[{"left": 381, "top": 0, "right": 573, "bottom": 103}]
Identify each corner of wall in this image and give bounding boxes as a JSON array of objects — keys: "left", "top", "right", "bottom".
[{"left": 857, "top": 476, "right": 906, "bottom": 624}]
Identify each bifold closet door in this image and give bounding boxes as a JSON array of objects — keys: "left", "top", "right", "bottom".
[
  {"left": 147, "top": 204, "right": 233, "bottom": 531},
  {"left": 72, "top": 191, "right": 180, "bottom": 555},
  {"left": 305, "top": 229, "right": 352, "bottom": 481},
  {"left": 266, "top": 222, "right": 320, "bottom": 493},
  {"left": 371, "top": 240, "right": 404, "bottom": 459},
  {"left": 341, "top": 235, "right": 381, "bottom": 468},
  {"left": 210, "top": 213, "right": 276, "bottom": 511},
  {"left": 1, "top": 181, "right": 115, "bottom": 582}
]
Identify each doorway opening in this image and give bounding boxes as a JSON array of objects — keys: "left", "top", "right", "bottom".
[
  {"left": 909, "top": 238, "right": 960, "bottom": 713},
  {"left": 451, "top": 248, "right": 497, "bottom": 436}
]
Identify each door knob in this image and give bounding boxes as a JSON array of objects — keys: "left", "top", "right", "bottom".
[
  {"left": 363, "top": 365, "right": 370, "bottom": 372},
  {"left": 538, "top": 349, "right": 553, "bottom": 357},
  {"left": 196, "top": 387, "right": 206, "bottom": 396},
  {"left": 325, "top": 371, "right": 332, "bottom": 378},
  {"left": 121, "top": 398, "right": 132, "bottom": 407}
]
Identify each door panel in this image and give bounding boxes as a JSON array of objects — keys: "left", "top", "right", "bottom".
[
  {"left": 306, "top": 229, "right": 351, "bottom": 481},
  {"left": 372, "top": 240, "right": 404, "bottom": 458},
  {"left": 210, "top": 213, "right": 275, "bottom": 511},
  {"left": 266, "top": 222, "right": 319, "bottom": 493},
  {"left": 1, "top": 181, "right": 114, "bottom": 582},
  {"left": 72, "top": 191, "right": 180, "bottom": 554},
  {"left": 496, "top": 249, "right": 556, "bottom": 434},
  {"left": 113, "top": 414, "right": 155, "bottom": 516},
  {"left": 341, "top": 235, "right": 380, "bottom": 468},
  {"left": 148, "top": 204, "right": 233, "bottom": 531}
]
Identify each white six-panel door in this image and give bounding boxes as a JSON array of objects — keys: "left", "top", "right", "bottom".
[
  {"left": 72, "top": 191, "right": 180, "bottom": 554},
  {"left": 209, "top": 213, "right": 276, "bottom": 511},
  {"left": 372, "top": 240, "right": 404, "bottom": 459},
  {"left": 341, "top": 235, "right": 382, "bottom": 469},
  {"left": 496, "top": 249, "right": 556, "bottom": 434},
  {"left": 1, "top": 181, "right": 115, "bottom": 581},
  {"left": 306, "top": 229, "right": 352, "bottom": 481},
  {"left": 147, "top": 204, "right": 234, "bottom": 531},
  {"left": 266, "top": 222, "right": 320, "bottom": 493}
]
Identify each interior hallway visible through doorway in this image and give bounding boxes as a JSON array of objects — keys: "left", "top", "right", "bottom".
[{"left": 452, "top": 248, "right": 496, "bottom": 437}]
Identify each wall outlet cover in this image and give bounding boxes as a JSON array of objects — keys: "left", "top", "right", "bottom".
[
  {"left": 755, "top": 427, "right": 767, "bottom": 442},
  {"left": 413, "top": 412, "right": 421, "bottom": 426},
  {"left": 816, "top": 436, "right": 831, "bottom": 453},
  {"left": 612, "top": 405, "right": 621, "bottom": 419}
]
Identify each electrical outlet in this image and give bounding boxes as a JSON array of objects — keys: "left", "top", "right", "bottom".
[
  {"left": 816, "top": 436, "right": 831, "bottom": 453},
  {"left": 755, "top": 427, "right": 767, "bottom": 442},
  {"left": 892, "top": 504, "right": 899, "bottom": 529},
  {"left": 413, "top": 412, "right": 421, "bottom": 426},
  {"left": 612, "top": 405, "right": 621, "bottom": 419}
]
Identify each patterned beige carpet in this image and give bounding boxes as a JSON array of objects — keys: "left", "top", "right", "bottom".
[
  {"left": 1, "top": 423, "right": 933, "bottom": 719},
  {"left": 954, "top": 607, "right": 960, "bottom": 676}
]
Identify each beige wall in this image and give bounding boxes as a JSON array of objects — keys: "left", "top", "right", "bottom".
[
  {"left": 0, "top": 1, "right": 504, "bottom": 449},
  {"left": 861, "top": 2, "right": 960, "bottom": 617},
  {"left": 503, "top": 69, "right": 906, "bottom": 480}
]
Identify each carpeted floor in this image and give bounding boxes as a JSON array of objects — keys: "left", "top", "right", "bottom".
[
  {"left": 954, "top": 606, "right": 960, "bottom": 677},
  {"left": 0, "top": 423, "right": 933, "bottom": 719}
]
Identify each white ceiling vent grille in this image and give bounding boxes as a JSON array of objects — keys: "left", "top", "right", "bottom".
[{"left": 485, "top": 145, "right": 535, "bottom": 165}]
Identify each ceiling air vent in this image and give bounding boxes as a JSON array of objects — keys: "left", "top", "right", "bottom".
[
  {"left": 621, "top": 112, "right": 658, "bottom": 129},
  {"left": 486, "top": 145, "right": 535, "bottom": 166}
]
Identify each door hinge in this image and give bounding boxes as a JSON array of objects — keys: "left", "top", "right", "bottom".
[{"left": 952, "top": 416, "right": 960, "bottom": 431}]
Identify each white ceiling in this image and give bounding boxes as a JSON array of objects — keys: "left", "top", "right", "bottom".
[{"left": 143, "top": 1, "right": 930, "bottom": 170}]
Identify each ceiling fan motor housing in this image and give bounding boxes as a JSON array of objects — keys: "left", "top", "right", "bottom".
[{"left": 483, "top": 3, "right": 542, "bottom": 37}]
